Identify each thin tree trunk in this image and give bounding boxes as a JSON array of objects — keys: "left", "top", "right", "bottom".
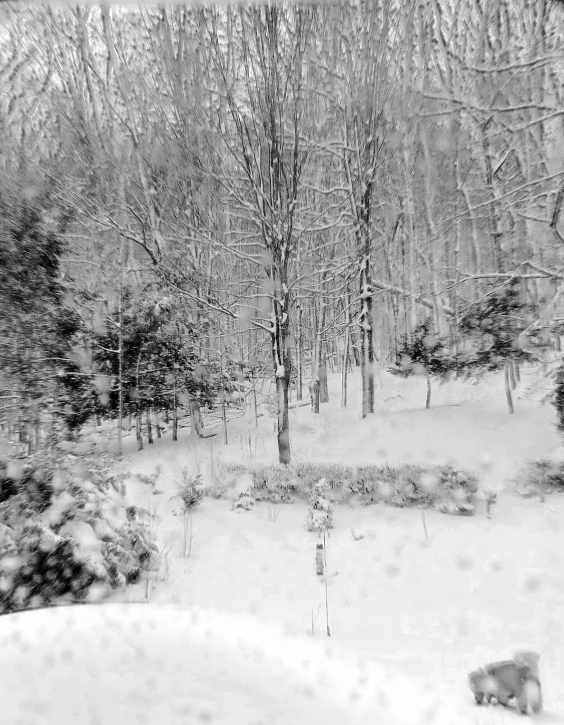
[
  {"left": 147, "top": 406, "right": 153, "bottom": 444},
  {"left": 349, "top": 326, "right": 361, "bottom": 367},
  {"left": 359, "top": 254, "right": 375, "bottom": 418},
  {"left": 319, "top": 342, "right": 329, "bottom": 404},
  {"left": 481, "top": 120, "right": 503, "bottom": 273},
  {"left": 509, "top": 359, "right": 517, "bottom": 390},
  {"left": 155, "top": 409, "right": 161, "bottom": 438},
  {"left": 426, "top": 374, "right": 432, "bottom": 410},
  {"left": 311, "top": 314, "right": 321, "bottom": 414},
  {"left": 341, "top": 318, "right": 350, "bottom": 408},
  {"left": 504, "top": 360, "right": 514, "bottom": 414},
  {"left": 296, "top": 255, "right": 303, "bottom": 402},
  {"left": 117, "top": 270, "right": 123, "bottom": 456},
  {"left": 172, "top": 400, "right": 178, "bottom": 442},
  {"left": 136, "top": 409, "right": 143, "bottom": 450}
]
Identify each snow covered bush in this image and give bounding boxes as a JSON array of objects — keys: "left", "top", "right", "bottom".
[
  {"left": 222, "top": 461, "right": 479, "bottom": 516},
  {"left": 231, "top": 473, "right": 255, "bottom": 512},
  {"left": 306, "top": 478, "right": 334, "bottom": 532},
  {"left": 0, "top": 450, "right": 158, "bottom": 613},
  {"left": 515, "top": 458, "right": 564, "bottom": 499},
  {"left": 231, "top": 464, "right": 296, "bottom": 503},
  {"left": 176, "top": 468, "right": 205, "bottom": 510},
  {"left": 295, "top": 463, "right": 354, "bottom": 492}
]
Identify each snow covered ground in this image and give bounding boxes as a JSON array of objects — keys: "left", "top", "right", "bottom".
[{"left": 6, "top": 366, "right": 563, "bottom": 724}]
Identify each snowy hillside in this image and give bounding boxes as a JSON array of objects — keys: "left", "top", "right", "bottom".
[{"left": 78, "top": 367, "right": 564, "bottom": 722}]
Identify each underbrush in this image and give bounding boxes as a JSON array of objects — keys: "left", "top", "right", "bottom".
[
  {"left": 0, "top": 448, "right": 158, "bottom": 614},
  {"left": 514, "top": 458, "right": 564, "bottom": 500},
  {"left": 221, "top": 461, "right": 479, "bottom": 515}
]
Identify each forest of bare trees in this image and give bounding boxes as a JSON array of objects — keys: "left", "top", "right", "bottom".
[{"left": 2, "top": 1, "right": 564, "bottom": 464}]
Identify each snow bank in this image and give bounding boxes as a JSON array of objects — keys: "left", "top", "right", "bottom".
[{"left": 0, "top": 603, "right": 425, "bottom": 725}]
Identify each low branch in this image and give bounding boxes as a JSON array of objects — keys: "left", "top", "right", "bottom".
[{"left": 370, "top": 279, "right": 453, "bottom": 317}]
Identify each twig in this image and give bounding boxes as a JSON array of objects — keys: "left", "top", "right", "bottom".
[{"left": 421, "top": 508, "right": 429, "bottom": 539}]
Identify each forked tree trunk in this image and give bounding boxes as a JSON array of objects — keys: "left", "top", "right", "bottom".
[
  {"left": 504, "top": 360, "right": 514, "bottom": 414},
  {"left": 270, "top": 279, "right": 292, "bottom": 464}
]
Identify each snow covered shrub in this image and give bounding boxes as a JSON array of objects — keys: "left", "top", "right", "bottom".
[
  {"left": 0, "top": 522, "right": 106, "bottom": 611},
  {"left": 232, "top": 473, "right": 255, "bottom": 511},
  {"left": 241, "top": 464, "right": 296, "bottom": 503},
  {"left": 295, "top": 463, "right": 353, "bottom": 493},
  {"left": 515, "top": 459, "right": 564, "bottom": 499},
  {"left": 0, "top": 451, "right": 159, "bottom": 613},
  {"left": 432, "top": 465, "right": 478, "bottom": 515},
  {"left": 176, "top": 468, "right": 205, "bottom": 510},
  {"left": 0, "top": 462, "right": 54, "bottom": 511},
  {"left": 306, "top": 478, "right": 334, "bottom": 532},
  {"left": 219, "top": 462, "right": 478, "bottom": 516}
]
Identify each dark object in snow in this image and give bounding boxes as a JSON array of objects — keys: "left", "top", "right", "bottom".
[
  {"left": 316, "top": 543, "right": 324, "bottom": 576},
  {"left": 468, "top": 651, "right": 542, "bottom": 715}
]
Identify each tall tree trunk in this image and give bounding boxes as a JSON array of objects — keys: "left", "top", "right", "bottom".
[
  {"left": 509, "top": 359, "right": 517, "bottom": 390},
  {"left": 189, "top": 398, "right": 204, "bottom": 437},
  {"left": 504, "top": 360, "right": 515, "bottom": 414},
  {"left": 136, "top": 409, "right": 143, "bottom": 451},
  {"left": 481, "top": 120, "right": 503, "bottom": 273},
  {"left": 359, "top": 252, "right": 375, "bottom": 418},
  {"left": 296, "top": 248, "right": 303, "bottom": 401},
  {"left": 271, "top": 272, "right": 292, "bottom": 465},
  {"left": 117, "top": 269, "right": 124, "bottom": 456},
  {"left": 319, "top": 342, "right": 329, "bottom": 404},
  {"left": 155, "top": 409, "right": 161, "bottom": 438},
  {"left": 147, "top": 406, "right": 153, "bottom": 444},
  {"left": 426, "top": 374, "right": 432, "bottom": 410},
  {"left": 341, "top": 318, "right": 350, "bottom": 408}
]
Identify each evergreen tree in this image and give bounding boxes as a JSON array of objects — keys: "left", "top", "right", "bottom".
[
  {"left": 390, "top": 319, "right": 455, "bottom": 408},
  {"left": 91, "top": 287, "right": 214, "bottom": 446},
  {"left": 0, "top": 186, "right": 86, "bottom": 446},
  {"left": 455, "top": 279, "right": 532, "bottom": 413}
]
